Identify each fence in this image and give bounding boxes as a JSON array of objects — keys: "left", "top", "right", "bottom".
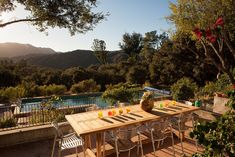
[{"left": 0, "top": 92, "right": 169, "bottom": 131}]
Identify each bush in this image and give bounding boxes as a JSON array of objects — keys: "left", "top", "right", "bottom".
[
  {"left": 46, "top": 84, "right": 67, "bottom": 95},
  {"left": 171, "top": 77, "right": 197, "bottom": 100},
  {"left": 102, "top": 83, "right": 141, "bottom": 105},
  {"left": 70, "top": 79, "right": 101, "bottom": 94},
  {"left": 0, "top": 86, "right": 25, "bottom": 102},
  {"left": 37, "top": 84, "right": 67, "bottom": 96},
  {"left": 191, "top": 86, "right": 235, "bottom": 157},
  {"left": 198, "top": 73, "right": 231, "bottom": 97},
  {"left": 0, "top": 118, "right": 17, "bottom": 128}
]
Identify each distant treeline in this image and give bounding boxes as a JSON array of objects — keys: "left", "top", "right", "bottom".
[{"left": 1, "top": 31, "right": 230, "bottom": 102}]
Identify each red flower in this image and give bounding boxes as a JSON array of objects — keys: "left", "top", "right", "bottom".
[
  {"left": 205, "top": 28, "right": 216, "bottom": 43},
  {"left": 206, "top": 28, "right": 212, "bottom": 37},
  {"left": 193, "top": 28, "right": 203, "bottom": 40},
  {"left": 215, "top": 17, "right": 224, "bottom": 27},
  {"left": 207, "top": 35, "right": 217, "bottom": 43}
]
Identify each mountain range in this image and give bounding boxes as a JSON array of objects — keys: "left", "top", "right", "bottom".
[{"left": 0, "top": 42, "right": 127, "bottom": 69}]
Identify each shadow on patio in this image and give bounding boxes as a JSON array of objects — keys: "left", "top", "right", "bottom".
[{"left": 0, "top": 134, "right": 203, "bottom": 157}]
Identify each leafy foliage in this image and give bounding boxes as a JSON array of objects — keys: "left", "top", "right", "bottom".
[
  {"left": 168, "top": 0, "right": 235, "bottom": 83},
  {"left": 0, "top": 0, "right": 107, "bottom": 35},
  {"left": 198, "top": 73, "right": 231, "bottom": 97},
  {"left": 102, "top": 83, "right": 141, "bottom": 105},
  {"left": 119, "top": 32, "right": 143, "bottom": 59},
  {"left": 0, "top": 118, "right": 17, "bottom": 129},
  {"left": 70, "top": 79, "right": 100, "bottom": 94},
  {"left": 30, "top": 96, "right": 67, "bottom": 123},
  {"left": 126, "top": 65, "right": 148, "bottom": 84},
  {"left": 171, "top": 77, "right": 198, "bottom": 100},
  {"left": 191, "top": 85, "right": 235, "bottom": 156},
  {"left": 91, "top": 39, "right": 108, "bottom": 64},
  {"left": 0, "top": 84, "right": 67, "bottom": 102}
]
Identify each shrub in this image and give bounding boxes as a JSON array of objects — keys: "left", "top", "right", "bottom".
[
  {"left": 191, "top": 85, "right": 235, "bottom": 157},
  {"left": 102, "top": 83, "right": 141, "bottom": 105},
  {"left": 0, "top": 118, "right": 17, "bottom": 128},
  {"left": 171, "top": 77, "right": 197, "bottom": 100},
  {"left": 46, "top": 84, "right": 67, "bottom": 95},
  {"left": 70, "top": 79, "right": 101, "bottom": 94},
  {"left": 198, "top": 73, "right": 231, "bottom": 97},
  {"left": 0, "top": 86, "right": 25, "bottom": 102},
  {"left": 38, "top": 84, "right": 67, "bottom": 96}
]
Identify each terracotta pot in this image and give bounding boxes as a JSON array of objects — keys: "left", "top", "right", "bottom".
[{"left": 140, "top": 99, "right": 154, "bottom": 112}]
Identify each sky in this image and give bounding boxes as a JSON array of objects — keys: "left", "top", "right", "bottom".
[{"left": 0, "top": 0, "right": 176, "bottom": 52}]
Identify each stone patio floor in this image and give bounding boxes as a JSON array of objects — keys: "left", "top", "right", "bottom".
[{"left": 0, "top": 134, "right": 203, "bottom": 157}]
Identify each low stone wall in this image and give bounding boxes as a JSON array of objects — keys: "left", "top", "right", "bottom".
[{"left": 0, "top": 122, "right": 71, "bottom": 148}]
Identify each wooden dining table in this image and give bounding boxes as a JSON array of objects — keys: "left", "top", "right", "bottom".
[{"left": 65, "top": 100, "right": 200, "bottom": 157}]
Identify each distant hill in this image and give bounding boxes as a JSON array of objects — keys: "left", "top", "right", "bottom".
[
  {"left": 0, "top": 42, "right": 56, "bottom": 58},
  {"left": 27, "top": 49, "right": 127, "bottom": 69},
  {"left": 27, "top": 50, "right": 98, "bottom": 69},
  {"left": 0, "top": 42, "right": 128, "bottom": 69}
]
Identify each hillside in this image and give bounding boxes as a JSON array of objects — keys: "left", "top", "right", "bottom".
[
  {"left": 0, "top": 42, "right": 56, "bottom": 58},
  {"left": 0, "top": 42, "right": 127, "bottom": 69},
  {"left": 27, "top": 50, "right": 126, "bottom": 69},
  {"left": 27, "top": 50, "right": 98, "bottom": 69}
]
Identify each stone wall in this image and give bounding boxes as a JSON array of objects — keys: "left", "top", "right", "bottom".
[{"left": 0, "top": 122, "right": 72, "bottom": 147}]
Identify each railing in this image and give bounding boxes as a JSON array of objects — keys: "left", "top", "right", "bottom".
[
  {"left": 0, "top": 92, "right": 170, "bottom": 131},
  {"left": 0, "top": 103, "right": 100, "bottom": 131}
]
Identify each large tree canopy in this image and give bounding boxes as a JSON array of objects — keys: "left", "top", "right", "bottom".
[
  {"left": 168, "top": 0, "right": 235, "bottom": 83},
  {"left": 119, "top": 32, "right": 143, "bottom": 59},
  {"left": 0, "top": 0, "right": 107, "bottom": 35}
]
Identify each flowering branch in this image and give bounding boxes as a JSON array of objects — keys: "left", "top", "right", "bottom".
[{"left": 193, "top": 17, "right": 235, "bottom": 84}]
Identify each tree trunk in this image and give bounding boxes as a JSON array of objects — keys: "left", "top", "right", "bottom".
[{"left": 201, "top": 41, "right": 235, "bottom": 84}]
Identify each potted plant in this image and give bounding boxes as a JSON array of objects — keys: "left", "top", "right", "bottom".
[{"left": 140, "top": 91, "right": 154, "bottom": 112}]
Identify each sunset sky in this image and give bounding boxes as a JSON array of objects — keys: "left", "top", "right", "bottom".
[{"left": 0, "top": 0, "right": 176, "bottom": 52}]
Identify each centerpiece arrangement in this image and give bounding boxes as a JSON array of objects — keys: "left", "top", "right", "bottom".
[{"left": 140, "top": 91, "right": 154, "bottom": 112}]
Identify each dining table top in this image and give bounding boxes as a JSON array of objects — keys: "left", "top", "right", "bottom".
[{"left": 65, "top": 100, "right": 200, "bottom": 136}]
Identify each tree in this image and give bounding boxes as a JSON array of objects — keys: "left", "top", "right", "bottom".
[
  {"left": 168, "top": 0, "right": 235, "bottom": 83},
  {"left": 70, "top": 79, "right": 100, "bottom": 93},
  {"left": 0, "top": 0, "right": 107, "bottom": 35},
  {"left": 91, "top": 39, "right": 108, "bottom": 64},
  {"left": 119, "top": 32, "right": 143, "bottom": 59},
  {"left": 126, "top": 65, "right": 148, "bottom": 85},
  {"left": 141, "top": 31, "right": 168, "bottom": 61},
  {"left": 102, "top": 83, "right": 141, "bottom": 105}
]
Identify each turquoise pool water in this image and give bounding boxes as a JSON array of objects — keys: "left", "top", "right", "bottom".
[
  {"left": 20, "top": 93, "right": 108, "bottom": 112},
  {"left": 20, "top": 92, "right": 164, "bottom": 112}
]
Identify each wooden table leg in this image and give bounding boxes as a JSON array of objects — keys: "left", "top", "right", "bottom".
[
  {"left": 96, "top": 132, "right": 102, "bottom": 157},
  {"left": 181, "top": 131, "right": 185, "bottom": 141},
  {"left": 84, "top": 135, "right": 91, "bottom": 149}
]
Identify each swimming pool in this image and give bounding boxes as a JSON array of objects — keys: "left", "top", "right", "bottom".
[
  {"left": 20, "top": 91, "right": 165, "bottom": 112},
  {"left": 20, "top": 93, "right": 108, "bottom": 112}
]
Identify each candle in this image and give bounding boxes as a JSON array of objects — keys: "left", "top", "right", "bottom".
[{"left": 98, "top": 111, "right": 103, "bottom": 118}]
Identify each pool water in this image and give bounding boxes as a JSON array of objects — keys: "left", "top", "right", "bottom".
[
  {"left": 21, "top": 93, "right": 108, "bottom": 112},
  {"left": 20, "top": 92, "right": 164, "bottom": 112}
]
